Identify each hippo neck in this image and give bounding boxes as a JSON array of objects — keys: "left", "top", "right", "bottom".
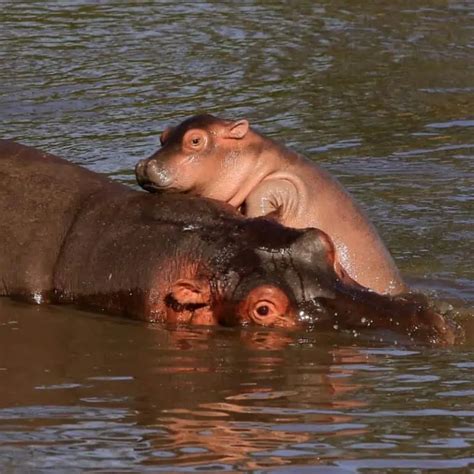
[
  {"left": 249, "top": 128, "right": 321, "bottom": 178},
  {"left": 227, "top": 130, "right": 304, "bottom": 208}
]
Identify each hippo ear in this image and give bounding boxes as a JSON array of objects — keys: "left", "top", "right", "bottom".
[
  {"left": 290, "top": 228, "right": 336, "bottom": 268},
  {"left": 168, "top": 279, "right": 211, "bottom": 306},
  {"left": 227, "top": 119, "right": 249, "bottom": 139},
  {"left": 160, "top": 127, "right": 173, "bottom": 146},
  {"left": 290, "top": 229, "right": 361, "bottom": 288}
]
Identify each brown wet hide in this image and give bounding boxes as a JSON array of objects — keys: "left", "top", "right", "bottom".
[
  {"left": 0, "top": 140, "right": 307, "bottom": 327},
  {"left": 320, "top": 288, "right": 461, "bottom": 346},
  {"left": 0, "top": 140, "right": 126, "bottom": 301},
  {"left": 50, "top": 193, "right": 230, "bottom": 323}
]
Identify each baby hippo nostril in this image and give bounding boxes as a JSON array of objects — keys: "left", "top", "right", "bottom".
[
  {"left": 135, "top": 159, "right": 173, "bottom": 190},
  {"left": 135, "top": 159, "right": 148, "bottom": 177},
  {"left": 135, "top": 159, "right": 148, "bottom": 186}
]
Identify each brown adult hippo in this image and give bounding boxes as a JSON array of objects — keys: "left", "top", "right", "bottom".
[
  {"left": 135, "top": 114, "right": 406, "bottom": 296},
  {"left": 0, "top": 139, "right": 459, "bottom": 344}
]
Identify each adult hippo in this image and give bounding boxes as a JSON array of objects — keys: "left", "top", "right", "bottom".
[
  {"left": 0, "top": 140, "right": 459, "bottom": 344},
  {"left": 135, "top": 114, "right": 406, "bottom": 296}
]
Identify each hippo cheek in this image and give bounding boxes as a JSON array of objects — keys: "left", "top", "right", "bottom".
[{"left": 236, "top": 285, "right": 298, "bottom": 329}]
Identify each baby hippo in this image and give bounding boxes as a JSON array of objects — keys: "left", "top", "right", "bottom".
[{"left": 136, "top": 114, "right": 407, "bottom": 296}]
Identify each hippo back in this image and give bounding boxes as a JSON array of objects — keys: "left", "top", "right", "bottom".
[{"left": 0, "top": 139, "right": 127, "bottom": 300}]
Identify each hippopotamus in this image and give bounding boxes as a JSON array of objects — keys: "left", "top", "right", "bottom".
[
  {"left": 0, "top": 139, "right": 459, "bottom": 344},
  {"left": 135, "top": 114, "right": 406, "bottom": 296}
]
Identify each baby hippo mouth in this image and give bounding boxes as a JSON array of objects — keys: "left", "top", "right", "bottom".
[
  {"left": 138, "top": 181, "right": 161, "bottom": 193},
  {"left": 142, "top": 183, "right": 186, "bottom": 195}
]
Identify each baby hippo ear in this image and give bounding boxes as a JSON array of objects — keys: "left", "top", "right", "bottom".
[
  {"left": 160, "top": 127, "right": 173, "bottom": 146},
  {"left": 227, "top": 119, "right": 249, "bottom": 139}
]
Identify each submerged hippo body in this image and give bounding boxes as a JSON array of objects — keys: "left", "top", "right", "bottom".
[
  {"left": 136, "top": 114, "right": 406, "bottom": 296},
  {"left": 0, "top": 140, "right": 458, "bottom": 344}
]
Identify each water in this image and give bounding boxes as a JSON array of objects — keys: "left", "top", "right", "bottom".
[{"left": 0, "top": 1, "right": 473, "bottom": 471}]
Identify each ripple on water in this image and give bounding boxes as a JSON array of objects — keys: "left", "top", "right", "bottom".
[{"left": 0, "top": 1, "right": 473, "bottom": 472}]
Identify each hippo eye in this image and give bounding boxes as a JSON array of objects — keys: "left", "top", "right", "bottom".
[
  {"left": 246, "top": 286, "right": 294, "bottom": 328},
  {"left": 256, "top": 304, "right": 270, "bottom": 317},
  {"left": 191, "top": 137, "right": 201, "bottom": 146}
]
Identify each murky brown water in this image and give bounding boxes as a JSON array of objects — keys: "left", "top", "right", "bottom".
[{"left": 0, "top": 1, "right": 473, "bottom": 471}]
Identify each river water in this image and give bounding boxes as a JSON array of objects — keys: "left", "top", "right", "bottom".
[{"left": 0, "top": 1, "right": 473, "bottom": 472}]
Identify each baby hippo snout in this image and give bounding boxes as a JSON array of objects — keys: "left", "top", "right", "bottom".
[{"left": 135, "top": 158, "right": 173, "bottom": 192}]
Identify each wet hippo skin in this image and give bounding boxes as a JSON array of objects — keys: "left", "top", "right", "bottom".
[
  {"left": 135, "top": 114, "right": 406, "bottom": 296},
  {"left": 0, "top": 139, "right": 460, "bottom": 344}
]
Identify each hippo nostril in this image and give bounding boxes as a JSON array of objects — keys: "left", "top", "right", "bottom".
[
  {"left": 135, "top": 159, "right": 147, "bottom": 177},
  {"left": 135, "top": 158, "right": 173, "bottom": 190},
  {"left": 135, "top": 160, "right": 151, "bottom": 188},
  {"left": 145, "top": 161, "right": 173, "bottom": 188}
]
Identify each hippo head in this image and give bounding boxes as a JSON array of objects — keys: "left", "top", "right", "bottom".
[
  {"left": 216, "top": 226, "right": 341, "bottom": 328},
  {"left": 67, "top": 193, "right": 333, "bottom": 331},
  {"left": 135, "top": 114, "right": 254, "bottom": 202},
  {"left": 150, "top": 215, "right": 352, "bottom": 330},
  {"left": 145, "top": 211, "right": 459, "bottom": 344}
]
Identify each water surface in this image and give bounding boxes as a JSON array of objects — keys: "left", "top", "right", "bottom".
[{"left": 0, "top": 1, "right": 473, "bottom": 471}]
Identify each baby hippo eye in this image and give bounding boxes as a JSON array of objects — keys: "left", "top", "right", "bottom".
[
  {"left": 183, "top": 130, "right": 207, "bottom": 151},
  {"left": 256, "top": 304, "right": 269, "bottom": 316}
]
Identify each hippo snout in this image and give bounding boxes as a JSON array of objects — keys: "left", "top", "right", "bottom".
[{"left": 135, "top": 158, "right": 173, "bottom": 192}]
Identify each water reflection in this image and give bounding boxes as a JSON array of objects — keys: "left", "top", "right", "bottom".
[
  {"left": 0, "top": 298, "right": 473, "bottom": 470},
  {"left": 0, "top": 0, "right": 473, "bottom": 471},
  {"left": 130, "top": 345, "right": 373, "bottom": 470}
]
